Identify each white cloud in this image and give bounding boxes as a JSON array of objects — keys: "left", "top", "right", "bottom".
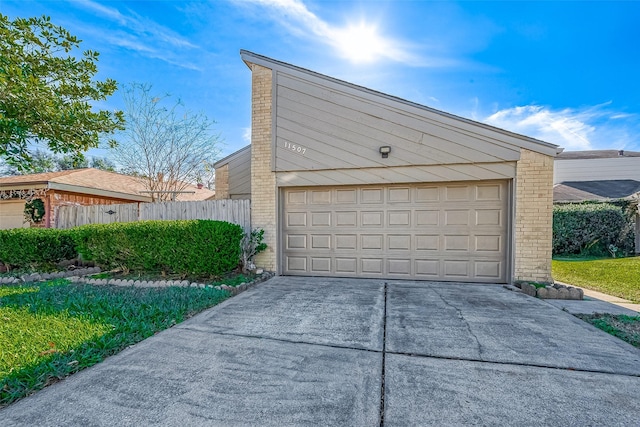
[
  {"left": 236, "top": 0, "right": 416, "bottom": 65},
  {"left": 242, "top": 127, "right": 252, "bottom": 144},
  {"left": 73, "top": 0, "right": 198, "bottom": 69},
  {"left": 484, "top": 104, "right": 637, "bottom": 151}
]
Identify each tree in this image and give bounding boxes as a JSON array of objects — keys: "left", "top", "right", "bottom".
[
  {"left": 111, "top": 83, "right": 221, "bottom": 201},
  {"left": 0, "top": 149, "right": 116, "bottom": 175},
  {"left": 0, "top": 14, "right": 125, "bottom": 171}
]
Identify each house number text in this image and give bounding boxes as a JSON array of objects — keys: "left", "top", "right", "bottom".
[{"left": 283, "top": 141, "right": 307, "bottom": 155}]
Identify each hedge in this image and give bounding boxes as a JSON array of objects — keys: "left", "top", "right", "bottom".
[
  {"left": 0, "top": 228, "right": 76, "bottom": 269},
  {"left": 553, "top": 202, "right": 635, "bottom": 257},
  {"left": 0, "top": 220, "right": 245, "bottom": 276},
  {"left": 71, "top": 220, "right": 244, "bottom": 276}
]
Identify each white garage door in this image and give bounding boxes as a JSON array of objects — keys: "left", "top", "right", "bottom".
[
  {"left": 282, "top": 181, "right": 509, "bottom": 282},
  {"left": 0, "top": 200, "right": 29, "bottom": 229}
]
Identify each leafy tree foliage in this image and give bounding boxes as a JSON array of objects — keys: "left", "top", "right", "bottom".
[
  {"left": 111, "top": 83, "right": 221, "bottom": 201},
  {"left": 0, "top": 14, "right": 125, "bottom": 171},
  {"left": 0, "top": 149, "right": 116, "bottom": 175}
]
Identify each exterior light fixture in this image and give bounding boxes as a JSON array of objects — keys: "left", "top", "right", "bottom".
[{"left": 379, "top": 146, "right": 391, "bottom": 158}]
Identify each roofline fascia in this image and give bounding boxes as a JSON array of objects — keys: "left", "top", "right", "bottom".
[
  {"left": 48, "top": 182, "right": 152, "bottom": 202},
  {"left": 214, "top": 145, "right": 251, "bottom": 168},
  {"left": 240, "top": 50, "right": 560, "bottom": 157},
  {"left": 0, "top": 183, "right": 49, "bottom": 191}
]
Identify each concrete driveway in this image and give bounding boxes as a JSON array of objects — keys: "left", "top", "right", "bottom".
[{"left": 2, "top": 277, "right": 640, "bottom": 426}]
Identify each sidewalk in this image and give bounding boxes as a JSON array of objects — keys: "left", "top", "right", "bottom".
[{"left": 545, "top": 282, "right": 640, "bottom": 315}]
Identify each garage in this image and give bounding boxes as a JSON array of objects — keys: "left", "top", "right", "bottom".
[
  {"left": 0, "top": 200, "right": 28, "bottom": 229},
  {"left": 282, "top": 181, "right": 508, "bottom": 282},
  {"left": 215, "top": 51, "right": 560, "bottom": 284}
]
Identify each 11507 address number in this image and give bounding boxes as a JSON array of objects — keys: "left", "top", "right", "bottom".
[{"left": 283, "top": 141, "right": 307, "bottom": 155}]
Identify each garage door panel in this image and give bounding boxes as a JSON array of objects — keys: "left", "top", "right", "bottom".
[
  {"left": 415, "top": 259, "right": 440, "bottom": 276},
  {"left": 444, "top": 260, "right": 470, "bottom": 278},
  {"left": 311, "top": 212, "right": 331, "bottom": 226},
  {"left": 361, "top": 188, "right": 383, "bottom": 203},
  {"left": 287, "top": 256, "right": 307, "bottom": 271},
  {"left": 336, "top": 234, "right": 357, "bottom": 250},
  {"left": 287, "top": 190, "right": 307, "bottom": 204},
  {"left": 388, "top": 259, "right": 411, "bottom": 275},
  {"left": 388, "top": 235, "right": 411, "bottom": 251},
  {"left": 415, "top": 186, "right": 439, "bottom": 202},
  {"left": 311, "top": 234, "right": 330, "bottom": 249},
  {"left": 416, "top": 210, "right": 439, "bottom": 226},
  {"left": 287, "top": 234, "right": 307, "bottom": 249},
  {"left": 388, "top": 211, "right": 410, "bottom": 226},
  {"left": 282, "top": 181, "right": 508, "bottom": 282},
  {"left": 362, "top": 234, "right": 383, "bottom": 250},
  {"left": 336, "top": 211, "right": 357, "bottom": 226},
  {"left": 362, "top": 211, "right": 383, "bottom": 226},
  {"left": 475, "top": 261, "right": 502, "bottom": 279},
  {"left": 445, "top": 210, "right": 470, "bottom": 226},
  {"left": 310, "top": 190, "right": 331, "bottom": 204},
  {"left": 287, "top": 212, "right": 306, "bottom": 226},
  {"left": 362, "top": 258, "right": 383, "bottom": 274},
  {"left": 475, "top": 235, "right": 501, "bottom": 252},
  {"left": 336, "top": 189, "right": 357, "bottom": 203},
  {"left": 336, "top": 258, "right": 357, "bottom": 273},
  {"left": 416, "top": 235, "right": 439, "bottom": 251},
  {"left": 476, "top": 183, "right": 502, "bottom": 201},
  {"left": 310, "top": 257, "right": 331, "bottom": 273},
  {"left": 476, "top": 209, "right": 502, "bottom": 226}
]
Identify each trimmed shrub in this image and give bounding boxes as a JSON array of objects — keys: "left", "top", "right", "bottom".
[
  {"left": 553, "top": 202, "right": 635, "bottom": 257},
  {"left": 0, "top": 228, "right": 76, "bottom": 269},
  {"left": 71, "top": 220, "right": 244, "bottom": 276}
]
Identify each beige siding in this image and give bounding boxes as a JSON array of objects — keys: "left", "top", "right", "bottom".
[
  {"left": 274, "top": 73, "right": 521, "bottom": 172},
  {"left": 0, "top": 200, "right": 28, "bottom": 229},
  {"left": 228, "top": 147, "right": 251, "bottom": 199},
  {"left": 276, "top": 162, "right": 517, "bottom": 187},
  {"left": 554, "top": 157, "right": 640, "bottom": 184}
]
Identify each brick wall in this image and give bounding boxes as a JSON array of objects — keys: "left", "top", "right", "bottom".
[
  {"left": 215, "top": 164, "right": 230, "bottom": 200},
  {"left": 249, "top": 63, "right": 277, "bottom": 271},
  {"left": 514, "top": 148, "right": 554, "bottom": 283}
]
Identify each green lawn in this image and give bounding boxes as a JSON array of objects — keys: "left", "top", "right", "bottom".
[
  {"left": 552, "top": 257, "right": 640, "bottom": 303},
  {"left": 576, "top": 314, "right": 640, "bottom": 348},
  {"left": 0, "top": 279, "right": 229, "bottom": 407}
]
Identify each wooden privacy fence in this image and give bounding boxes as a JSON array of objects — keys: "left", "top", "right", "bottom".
[{"left": 55, "top": 199, "right": 251, "bottom": 233}]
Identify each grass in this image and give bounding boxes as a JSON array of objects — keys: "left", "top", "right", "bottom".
[
  {"left": 576, "top": 314, "right": 640, "bottom": 348},
  {"left": 0, "top": 278, "right": 230, "bottom": 407},
  {"left": 552, "top": 256, "right": 640, "bottom": 303}
]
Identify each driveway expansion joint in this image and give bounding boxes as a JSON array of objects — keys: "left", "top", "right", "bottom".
[
  {"left": 178, "top": 326, "right": 383, "bottom": 354},
  {"left": 384, "top": 350, "right": 640, "bottom": 378},
  {"left": 379, "top": 282, "right": 388, "bottom": 427}
]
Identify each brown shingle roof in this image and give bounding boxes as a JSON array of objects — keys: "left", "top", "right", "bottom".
[
  {"left": 556, "top": 150, "right": 640, "bottom": 160},
  {"left": 553, "top": 180, "right": 640, "bottom": 202},
  {"left": 0, "top": 169, "right": 215, "bottom": 201}
]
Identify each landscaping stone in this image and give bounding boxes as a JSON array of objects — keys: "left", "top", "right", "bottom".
[
  {"left": 536, "top": 283, "right": 583, "bottom": 300},
  {"left": 520, "top": 283, "right": 537, "bottom": 297}
]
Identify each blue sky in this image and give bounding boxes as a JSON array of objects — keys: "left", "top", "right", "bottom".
[{"left": 3, "top": 0, "right": 639, "bottom": 159}]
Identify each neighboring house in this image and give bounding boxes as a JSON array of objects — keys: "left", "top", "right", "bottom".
[
  {"left": 553, "top": 150, "right": 640, "bottom": 253},
  {"left": 214, "top": 145, "right": 251, "bottom": 200},
  {"left": 554, "top": 149, "right": 640, "bottom": 184},
  {"left": 214, "top": 51, "right": 561, "bottom": 284},
  {"left": 0, "top": 168, "right": 215, "bottom": 229}
]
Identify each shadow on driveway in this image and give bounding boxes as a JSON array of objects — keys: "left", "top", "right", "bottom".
[{"left": 2, "top": 277, "right": 640, "bottom": 426}]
